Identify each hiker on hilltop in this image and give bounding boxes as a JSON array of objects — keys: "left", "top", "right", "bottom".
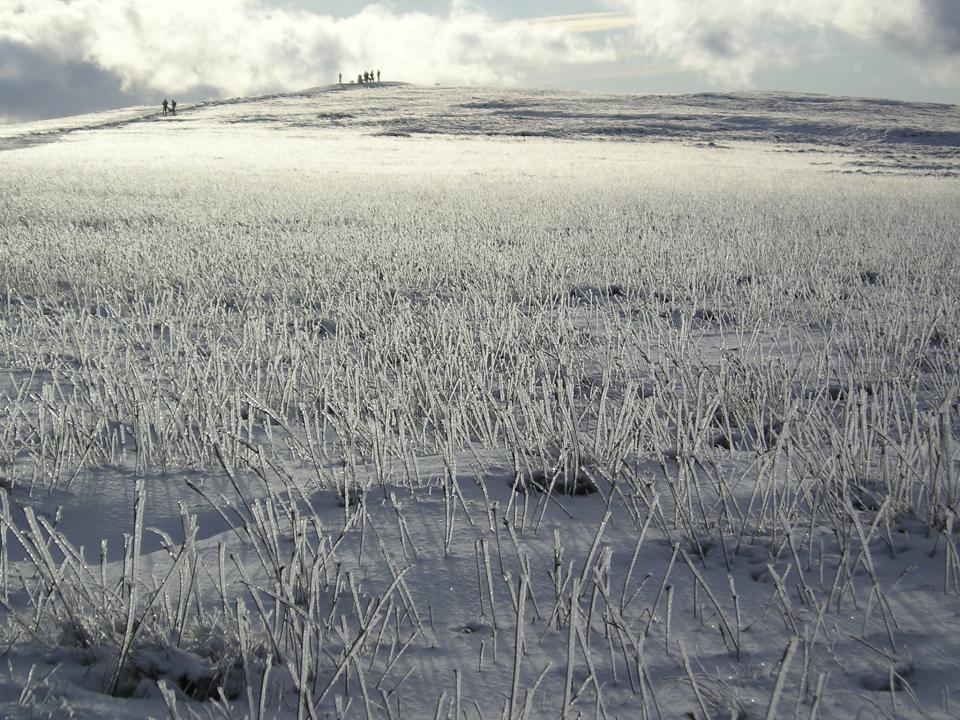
[
  {"left": 339, "top": 72, "right": 342, "bottom": 84},
  {"left": 377, "top": 70, "right": 380, "bottom": 82},
  {"left": 171, "top": 100, "right": 177, "bottom": 116},
  {"left": 162, "top": 99, "right": 168, "bottom": 116}
]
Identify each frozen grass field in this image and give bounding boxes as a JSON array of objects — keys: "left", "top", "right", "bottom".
[{"left": 1, "top": 84, "right": 959, "bottom": 719}]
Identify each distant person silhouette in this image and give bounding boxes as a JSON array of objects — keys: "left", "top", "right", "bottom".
[
  {"left": 339, "top": 72, "right": 342, "bottom": 84},
  {"left": 162, "top": 99, "right": 168, "bottom": 116},
  {"left": 377, "top": 70, "right": 380, "bottom": 83},
  {"left": 170, "top": 100, "right": 177, "bottom": 116}
]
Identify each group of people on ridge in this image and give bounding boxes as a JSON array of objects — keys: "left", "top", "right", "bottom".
[
  {"left": 339, "top": 70, "right": 380, "bottom": 85},
  {"left": 161, "top": 67, "right": 383, "bottom": 116}
]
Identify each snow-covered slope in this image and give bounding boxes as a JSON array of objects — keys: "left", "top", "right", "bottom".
[
  {"left": 4, "top": 83, "right": 960, "bottom": 174},
  {"left": 0, "top": 85, "right": 959, "bottom": 720}
]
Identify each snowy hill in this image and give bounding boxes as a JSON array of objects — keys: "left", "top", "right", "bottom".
[
  {"left": 4, "top": 84, "right": 960, "bottom": 174},
  {"left": 0, "top": 83, "right": 959, "bottom": 719}
]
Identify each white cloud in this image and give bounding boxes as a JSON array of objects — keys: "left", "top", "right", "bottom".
[
  {"left": 3, "top": 0, "right": 957, "bottom": 120},
  {"left": 0, "top": 0, "right": 612, "bottom": 112},
  {"left": 525, "top": 12, "right": 640, "bottom": 35},
  {"left": 607, "top": 0, "right": 960, "bottom": 87}
]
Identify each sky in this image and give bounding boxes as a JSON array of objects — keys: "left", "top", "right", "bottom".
[{"left": 1, "top": 0, "right": 959, "bottom": 122}]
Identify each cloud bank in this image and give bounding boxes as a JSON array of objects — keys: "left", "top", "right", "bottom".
[
  {"left": 609, "top": 0, "right": 960, "bottom": 86},
  {"left": 0, "top": 0, "right": 612, "bottom": 121},
  {"left": 2, "top": 1, "right": 959, "bottom": 121}
]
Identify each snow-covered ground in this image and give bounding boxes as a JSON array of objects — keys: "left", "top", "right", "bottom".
[
  {"left": 0, "top": 85, "right": 959, "bottom": 719},
  {"left": 4, "top": 83, "right": 960, "bottom": 175}
]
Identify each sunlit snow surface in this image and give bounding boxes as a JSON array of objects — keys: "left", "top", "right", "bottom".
[
  {"left": 4, "top": 83, "right": 960, "bottom": 174},
  {"left": 0, "top": 85, "right": 959, "bottom": 719}
]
